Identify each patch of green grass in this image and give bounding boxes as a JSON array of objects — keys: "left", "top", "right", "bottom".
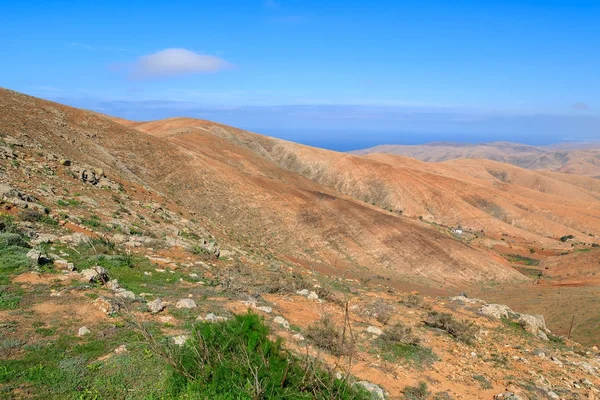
[
  {"left": 0, "top": 285, "right": 23, "bottom": 311},
  {"left": 472, "top": 374, "right": 492, "bottom": 389},
  {"left": 403, "top": 381, "right": 429, "bottom": 399},
  {"left": 35, "top": 327, "right": 57, "bottom": 336},
  {"left": 156, "top": 312, "right": 369, "bottom": 399},
  {"left": 503, "top": 254, "right": 540, "bottom": 266},
  {"left": 375, "top": 339, "right": 437, "bottom": 367}
]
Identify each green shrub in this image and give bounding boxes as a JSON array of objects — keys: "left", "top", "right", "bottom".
[
  {"left": 382, "top": 322, "right": 420, "bottom": 346},
  {"left": 425, "top": 312, "right": 478, "bottom": 344},
  {"left": 403, "top": 381, "right": 429, "bottom": 399},
  {"left": 0, "top": 232, "right": 30, "bottom": 273},
  {"left": 306, "top": 315, "right": 353, "bottom": 357},
  {"left": 153, "top": 313, "right": 368, "bottom": 399}
]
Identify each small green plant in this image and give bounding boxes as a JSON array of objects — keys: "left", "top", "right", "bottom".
[
  {"left": 144, "top": 312, "right": 368, "bottom": 399},
  {"left": 560, "top": 235, "right": 574, "bottom": 242},
  {"left": 425, "top": 312, "right": 477, "bottom": 344},
  {"left": 306, "top": 315, "right": 353, "bottom": 357},
  {"left": 403, "top": 381, "right": 429, "bottom": 399},
  {"left": 472, "top": 374, "right": 492, "bottom": 389}
]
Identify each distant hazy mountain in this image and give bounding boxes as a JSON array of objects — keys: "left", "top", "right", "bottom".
[{"left": 352, "top": 141, "right": 600, "bottom": 178}]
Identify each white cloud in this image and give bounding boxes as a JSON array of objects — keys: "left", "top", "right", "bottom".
[{"left": 129, "top": 48, "right": 231, "bottom": 79}]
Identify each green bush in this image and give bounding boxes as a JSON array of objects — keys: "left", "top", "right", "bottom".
[
  {"left": 403, "top": 381, "right": 429, "bottom": 399},
  {"left": 0, "top": 232, "right": 30, "bottom": 273},
  {"left": 157, "top": 313, "right": 368, "bottom": 399},
  {"left": 306, "top": 315, "right": 353, "bottom": 357},
  {"left": 425, "top": 312, "right": 478, "bottom": 344}
]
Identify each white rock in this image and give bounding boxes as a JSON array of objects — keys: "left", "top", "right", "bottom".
[
  {"left": 307, "top": 291, "right": 319, "bottom": 301},
  {"left": 172, "top": 335, "right": 189, "bottom": 346},
  {"left": 296, "top": 289, "right": 310, "bottom": 296},
  {"left": 147, "top": 298, "right": 165, "bottom": 314},
  {"left": 256, "top": 306, "right": 272, "bottom": 313},
  {"left": 355, "top": 381, "right": 385, "bottom": 399},
  {"left": 292, "top": 333, "right": 305, "bottom": 341},
  {"left": 78, "top": 326, "right": 91, "bottom": 337},
  {"left": 274, "top": 316, "right": 290, "bottom": 329},
  {"left": 114, "top": 344, "right": 128, "bottom": 354},
  {"left": 479, "top": 303, "right": 513, "bottom": 319},
  {"left": 114, "top": 290, "right": 135, "bottom": 300},
  {"left": 367, "top": 326, "right": 384, "bottom": 336},
  {"left": 176, "top": 299, "right": 197, "bottom": 309}
]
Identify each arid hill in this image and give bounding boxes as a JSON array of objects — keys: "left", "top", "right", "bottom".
[
  {"left": 118, "top": 116, "right": 600, "bottom": 253},
  {"left": 352, "top": 142, "right": 600, "bottom": 178},
  {"left": 0, "top": 88, "right": 521, "bottom": 288},
  {"left": 3, "top": 88, "right": 600, "bottom": 399}
]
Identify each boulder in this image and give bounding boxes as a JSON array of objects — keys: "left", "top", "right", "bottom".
[
  {"left": 78, "top": 326, "right": 91, "bottom": 337},
  {"left": 479, "top": 303, "right": 513, "bottom": 319},
  {"left": 81, "top": 266, "right": 109, "bottom": 283},
  {"left": 175, "top": 299, "right": 197, "bottom": 309},
  {"left": 274, "top": 316, "right": 290, "bottom": 329},
  {"left": 147, "top": 298, "right": 165, "bottom": 314},
  {"left": 367, "top": 326, "right": 384, "bottom": 336},
  {"left": 356, "top": 381, "right": 385, "bottom": 399},
  {"left": 93, "top": 296, "right": 119, "bottom": 315},
  {"left": 517, "top": 314, "right": 548, "bottom": 334}
]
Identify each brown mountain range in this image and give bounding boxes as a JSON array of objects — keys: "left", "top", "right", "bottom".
[{"left": 352, "top": 142, "right": 600, "bottom": 178}]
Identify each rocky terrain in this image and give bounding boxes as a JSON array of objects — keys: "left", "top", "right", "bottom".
[{"left": 1, "top": 88, "right": 600, "bottom": 399}]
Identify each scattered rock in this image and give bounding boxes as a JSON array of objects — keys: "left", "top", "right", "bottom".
[
  {"left": 54, "top": 259, "right": 76, "bottom": 271},
  {"left": 274, "top": 316, "right": 290, "bottom": 329},
  {"left": 518, "top": 314, "right": 548, "bottom": 335},
  {"left": 292, "top": 333, "right": 305, "bottom": 341},
  {"left": 307, "top": 291, "right": 319, "bottom": 301},
  {"left": 147, "top": 298, "right": 165, "bottom": 314},
  {"left": 78, "top": 326, "right": 91, "bottom": 337},
  {"left": 81, "top": 266, "right": 109, "bottom": 283},
  {"left": 114, "top": 290, "right": 135, "bottom": 300},
  {"left": 175, "top": 299, "right": 197, "bottom": 309},
  {"left": 93, "top": 296, "right": 119, "bottom": 315},
  {"left": 494, "top": 392, "right": 521, "bottom": 400},
  {"left": 367, "top": 326, "right": 384, "bottom": 336},
  {"left": 172, "top": 335, "right": 189, "bottom": 346},
  {"left": 114, "top": 344, "right": 128, "bottom": 354},
  {"left": 479, "top": 303, "right": 513, "bottom": 319},
  {"left": 199, "top": 313, "right": 228, "bottom": 323},
  {"left": 451, "top": 295, "right": 485, "bottom": 305},
  {"left": 355, "top": 381, "right": 385, "bottom": 399},
  {"left": 546, "top": 391, "right": 559, "bottom": 399},
  {"left": 296, "top": 289, "right": 310, "bottom": 296}
]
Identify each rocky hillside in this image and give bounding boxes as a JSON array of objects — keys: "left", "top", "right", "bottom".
[{"left": 1, "top": 88, "right": 600, "bottom": 399}]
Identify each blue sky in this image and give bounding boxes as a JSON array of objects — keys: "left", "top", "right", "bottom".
[{"left": 1, "top": 0, "right": 599, "bottom": 150}]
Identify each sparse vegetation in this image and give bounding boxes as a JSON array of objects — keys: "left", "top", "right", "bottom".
[
  {"left": 560, "top": 235, "right": 575, "bottom": 242},
  {"left": 306, "top": 315, "right": 353, "bottom": 357},
  {"left": 144, "top": 312, "right": 368, "bottom": 399},
  {"left": 425, "top": 312, "right": 478, "bottom": 344},
  {"left": 403, "top": 381, "right": 429, "bottom": 399}
]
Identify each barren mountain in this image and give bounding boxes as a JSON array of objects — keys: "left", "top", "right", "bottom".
[
  {"left": 352, "top": 142, "right": 600, "bottom": 178},
  {"left": 0, "top": 88, "right": 524, "bottom": 288},
  {"left": 3, "top": 89, "right": 600, "bottom": 399}
]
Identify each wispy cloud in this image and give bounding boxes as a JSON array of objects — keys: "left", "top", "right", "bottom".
[
  {"left": 123, "top": 48, "right": 232, "bottom": 79},
  {"left": 573, "top": 102, "right": 590, "bottom": 110}
]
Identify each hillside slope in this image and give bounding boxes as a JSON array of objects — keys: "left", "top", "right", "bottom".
[
  {"left": 0, "top": 88, "right": 521, "bottom": 288},
  {"left": 123, "top": 116, "right": 600, "bottom": 252},
  {"left": 352, "top": 142, "right": 600, "bottom": 177}
]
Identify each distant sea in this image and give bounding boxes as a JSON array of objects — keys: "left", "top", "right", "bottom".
[{"left": 254, "top": 129, "right": 596, "bottom": 152}]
